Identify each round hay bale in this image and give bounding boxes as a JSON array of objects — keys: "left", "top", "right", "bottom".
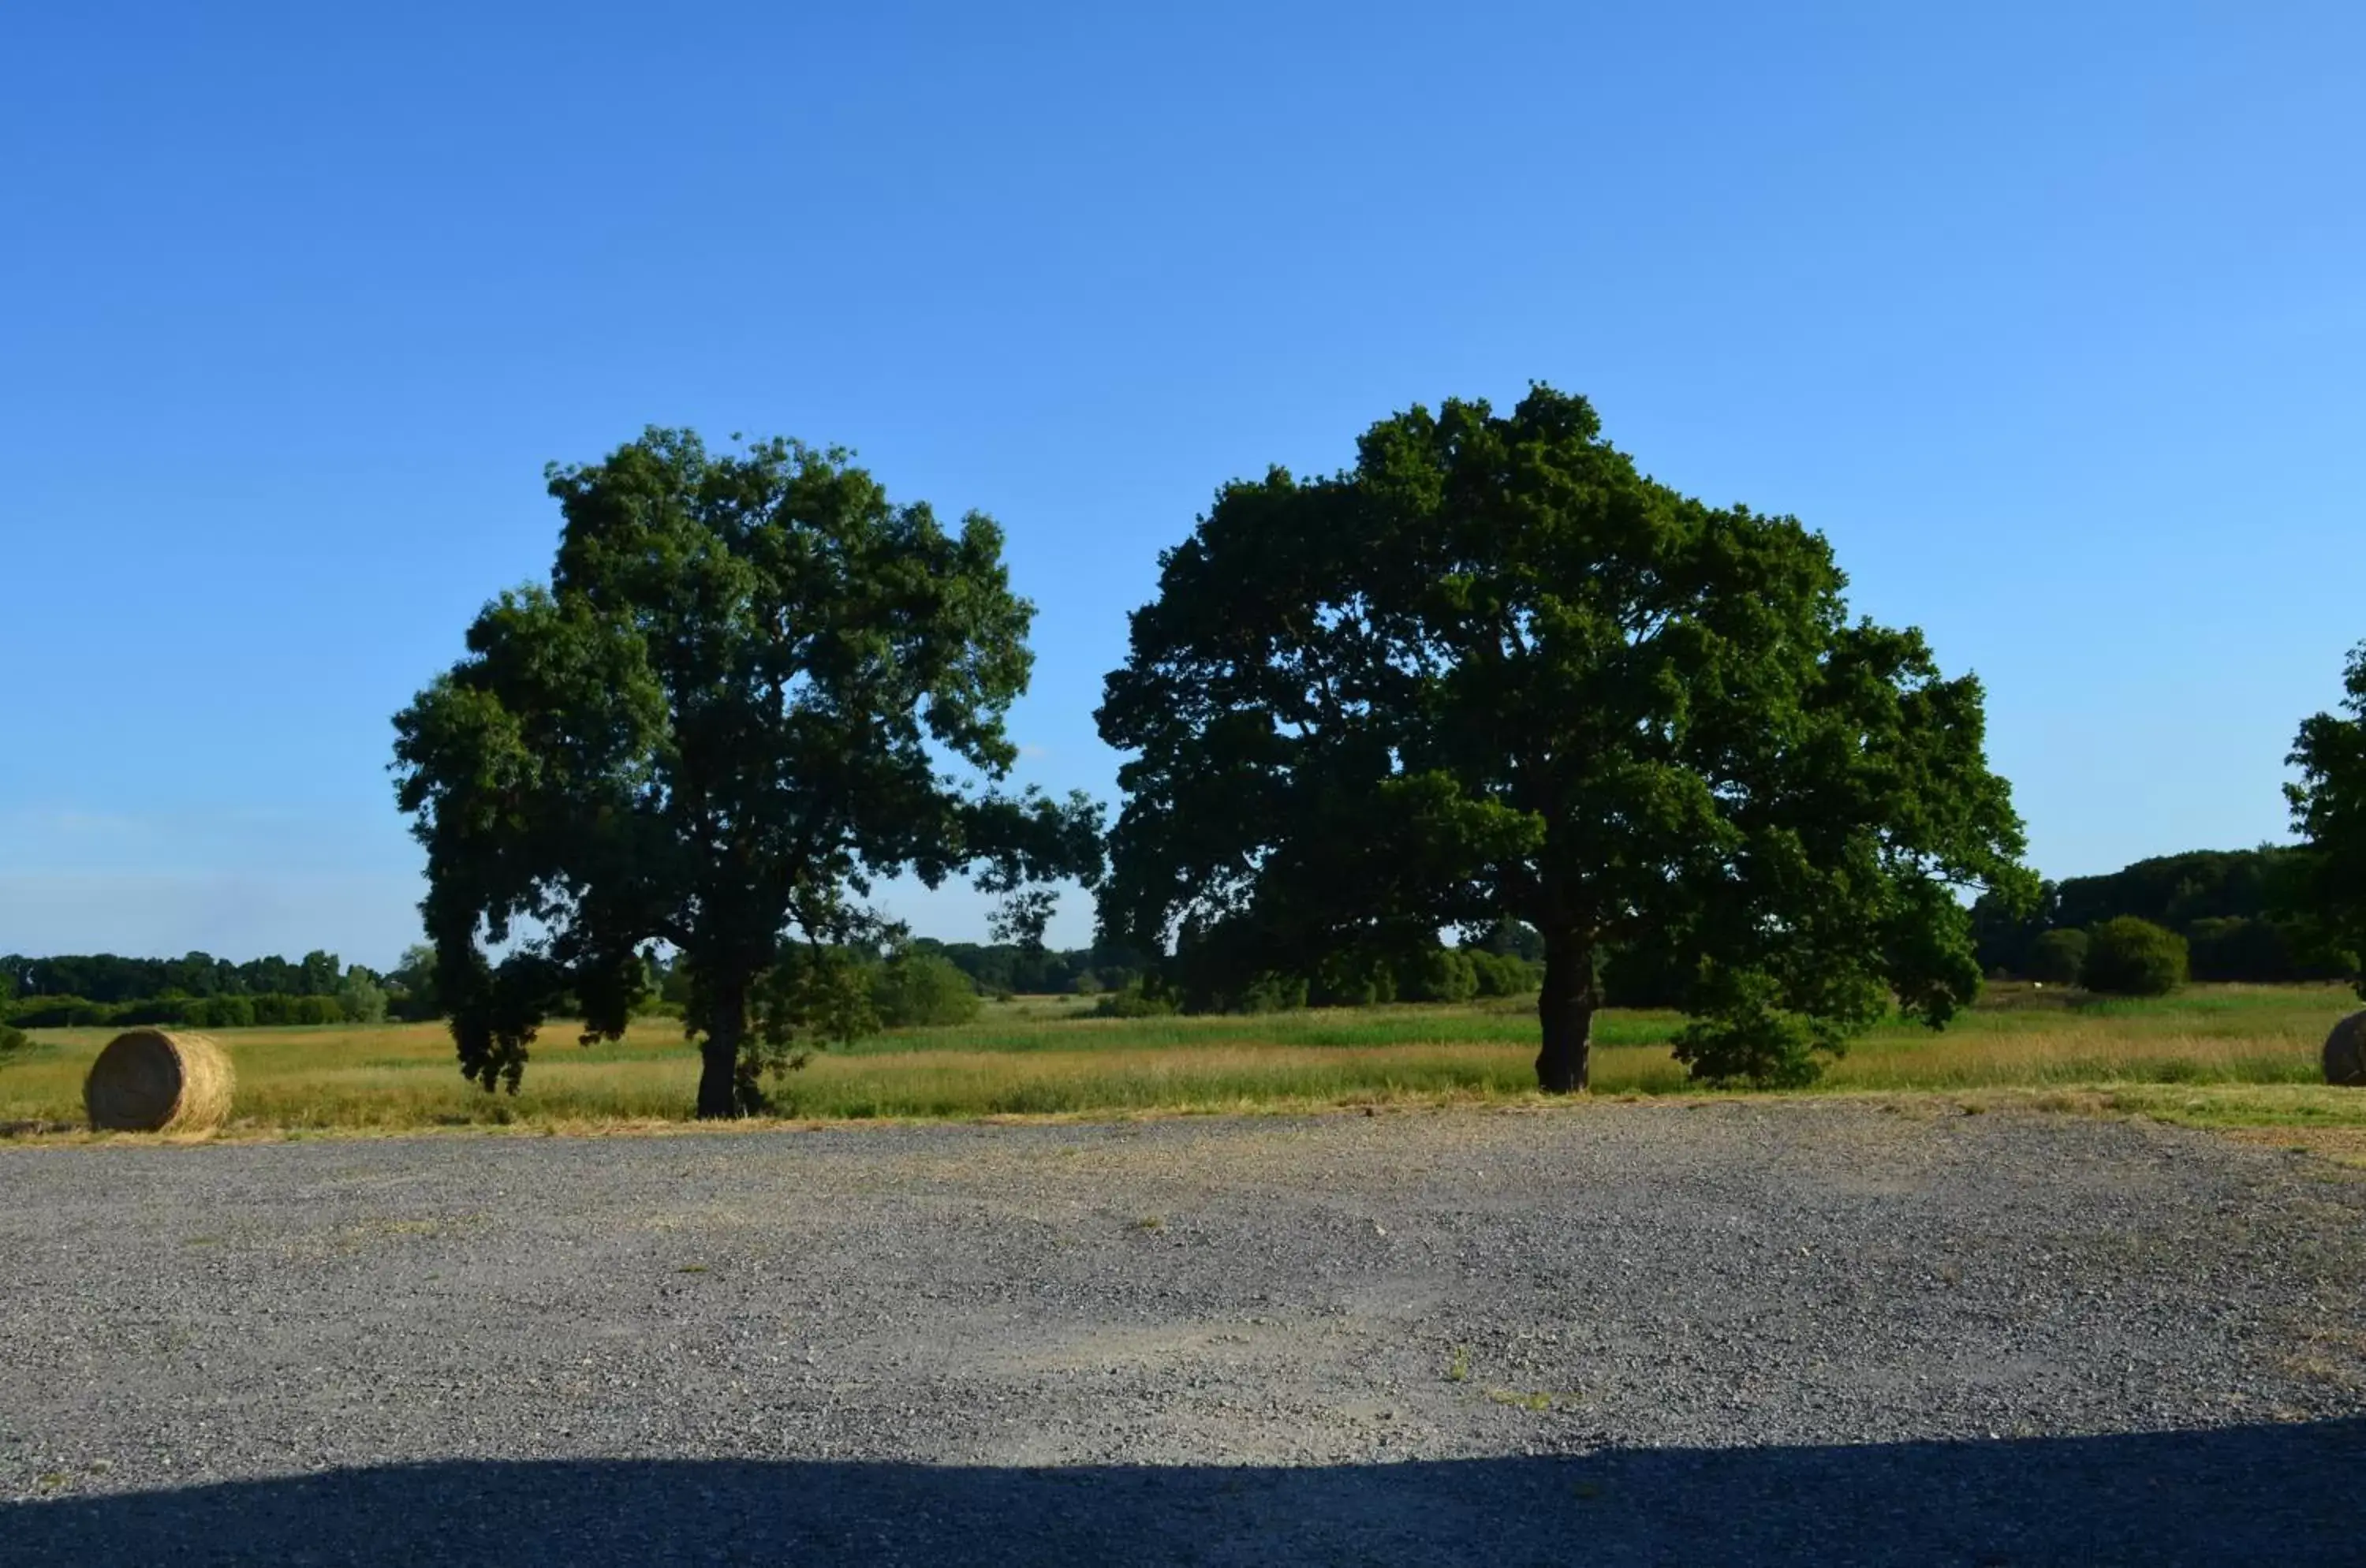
[
  {"left": 84, "top": 1029, "right": 234, "bottom": 1133},
  {"left": 2323, "top": 1011, "right": 2366, "bottom": 1087}
]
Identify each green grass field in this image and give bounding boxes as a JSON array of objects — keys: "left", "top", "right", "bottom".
[{"left": 5, "top": 980, "right": 2364, "bottom": 1138}]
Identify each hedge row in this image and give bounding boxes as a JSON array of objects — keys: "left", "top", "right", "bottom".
[{"left": 2, "top": 993, "right": 359, "bottom": 1029}]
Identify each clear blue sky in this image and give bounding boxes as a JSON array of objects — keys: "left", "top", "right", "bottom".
[{"left": 4, "top": 1, "right": 2360, "bottom": 967}]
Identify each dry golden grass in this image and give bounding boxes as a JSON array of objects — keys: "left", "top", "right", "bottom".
[{"left": 0, "top": 982, "right": 2357, "bottom": 1140}]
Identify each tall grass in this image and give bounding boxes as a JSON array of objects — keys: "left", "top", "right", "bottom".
[{"left": 0, "top": 983, "right": 2355, "bottom": 1135}]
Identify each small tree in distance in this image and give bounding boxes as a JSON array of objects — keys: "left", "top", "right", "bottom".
[
  {"left": 2080, "top": 917, "right": 2187, "bottom": 997},
  {"left": 2288, "top": 642, "right": 2366, "bottom": 999},
  {"left": 394, "top": 430, "right": 1099, "bottom": 1118},
  {"left": 2028, "top": 928, "right": 2088, "bottom": 986},
  {"left": 1098, "top": 386, "right": 2033, "bottom": 1092}
]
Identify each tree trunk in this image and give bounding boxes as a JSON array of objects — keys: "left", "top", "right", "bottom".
[
  {"left": 1535, "top": 930, "right": 1597, "bottom": 1095},
  {"left": 696, "top": 976, "right": 748, "bottom": 1120}
]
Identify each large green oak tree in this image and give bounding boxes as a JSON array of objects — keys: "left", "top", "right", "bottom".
[
  {"left": 394, "top": 430, "right": 1099, "bottom": 1118},
  {"left": 1097, "top": 387, "right": 2032, "bottom": 1091}
]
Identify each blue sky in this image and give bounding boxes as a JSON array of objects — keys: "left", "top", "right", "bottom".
[{"left": 4, "top": 1, "right": 2360, "bottom": 966}]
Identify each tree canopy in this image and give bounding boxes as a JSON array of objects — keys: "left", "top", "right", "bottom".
[
  {"left": 1097, "top": 386, "right": 2031, "bottom": 1090},
  {"left": 393, "top": 429, "right": 1099, "bottom": 1117},
  {"left": 2287, "top": 641, "right": 2366, "bottom": 999},
  {"left": 1967, "top": 845, "right": 2350, "bottom": 985}
]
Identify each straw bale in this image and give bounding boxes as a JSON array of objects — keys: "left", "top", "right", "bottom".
[
  {"left": 84, "top": 1029, "right": 234, "bottom": 1133},
  {"left": 2324, "top": 1011, "right": 2366, "bottom": 1088}
]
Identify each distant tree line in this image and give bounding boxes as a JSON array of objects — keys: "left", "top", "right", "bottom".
[
  {"left": 0, "top": 948, "right": 429, "bottom": 1029},
  {"left": 3, "top": 950, "right": 352, "bottom": 1002},
  {"left": 907, "top": 939, "right": 1147, "bottom": 998},
  {"left": 1969, "top": 846, "right": 2356, "bottom": 989}
]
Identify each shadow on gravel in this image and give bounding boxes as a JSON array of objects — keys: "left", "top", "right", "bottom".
[{"left": 6, "top": 1418, "right": 2362, "bottom": 1566}]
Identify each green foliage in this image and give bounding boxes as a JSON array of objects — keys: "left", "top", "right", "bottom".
[
  {"left": 1465, "top": 949, "right": 1539, "bottom": 998},
  {"left": 2053, "top": 848, "right": 2302, "bottom": 934},
  {"left": 1973, "top": 847, "right": 2346, "bottom": 984},
  {"left": 1308, "top": 949, "right": 1399, "bottom": 1009},
  {"left": 1096, "top": 386, "right": 2030, "bottom": 1091},
  {"left": 1091, "top": 980, "right": 1177, "bottom": 1018},
  {"left": 3, "top": 996, "right": 114, "bottom": 1029},
  {"left": 868, "top": 950, "right": 984, "bottom": 1029},
  {"left": 392, "top": 428, "right": 1099, "bottom": 1116},
  {"left": 0, "top": 992, "right": 342, "bottom": 1029},
  {"left": 1477, "top": 918, "right": 1543, "bottom": 963},
  {"left": 2028, "top": 928, "right": 2088, "bottom": 986},
  {"left": 2081, "top": 917, "right": 2189, "bottom": 997},
  {"left": 1236, "top": 971, "right": 1309, "bottom": 1014},
  {"left": 191, "top": 995, "right": 256, "bottom": 1029},
  {"left": 338, "top": 970, "right": 390, "bottom": 1025},
  {"left": 2289, "top": 642, "right": 2366, "bottom": 999},
  {"left": 1597, "top": 939, "right": 1693, "bottom": 1009},
  {"left": 0, "top": 950, "right": 356, "bottom": 1006},
  {"left": 1969, "top": 879, "right": 2060, "bottom": 976},
  {"left": 0, "top": 1023, "right": 28, "bottom": 1058},
  {"left": 909, "top": 939, "right": 1147, "bottom": 997},
  {"left": 388, "top": 943, "right": 442, "bottom": 1021},
  {"left": 256, "top": 995, "right": 343, "bottom": 1025},
  {"left": 2181, "top": 917, "right": 2327, "bottom": 984},
  {"left": 1399, "top": 947, "right": 1479, "bottom": 1004}
]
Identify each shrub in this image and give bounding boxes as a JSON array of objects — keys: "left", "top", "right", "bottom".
[
  {"left": 1092, "top": 981, "right": 1177, "bottom": 1019},
  {"left": 1466, "top": 950, "right": 1539, "bottom": 998},
  {"left": 2, "top": 995, "right": 111, "bottom": 1029},
  {"left": 2081, "top": 917, "right": 2189, "bottom": 997},
  {"left": 338, "top": 973, "right": 390, "bottom": 1025},
  {"left": 1236, "top": 971, "right": 1308, "bottom": 1013},
  {"left": 0, "top": 1023, "right": 28, "bottom": 1058},
  {"left": 1309, "top": 950, "right": 1397, "bottom": 1008},
  {"left": 2026, "top": 928, "right": 2088, "bottom": 986},
  {"left": 1398, "top": 947, "right": 1479, "bottom": 1004},
  {"left": 869, "top": 951, "right": 982, "bottom": 1029},
  {"left": 189, "top": 995, "right": 256, "bottom": 1029},
  {"left": 248, "top": 994, "right": 347, "bottom": 1026}
]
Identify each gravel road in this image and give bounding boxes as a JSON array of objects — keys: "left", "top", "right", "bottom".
[{"left": 6, "top": 1102, "right": 2366, "bottom": 1564}]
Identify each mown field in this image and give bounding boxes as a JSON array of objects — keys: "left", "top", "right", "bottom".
[{"left": 5, "top": 980, "right": 2364, "bottom": 1137}]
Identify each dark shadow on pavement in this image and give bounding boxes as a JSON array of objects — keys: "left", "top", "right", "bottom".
[{"left": 6, "top": 1417, "right": 2360, "bottom": 1566}]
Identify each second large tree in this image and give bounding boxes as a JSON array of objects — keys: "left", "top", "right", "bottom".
[{"left": 1098, "top": 387, "right": 2031, "bottom": 1091}]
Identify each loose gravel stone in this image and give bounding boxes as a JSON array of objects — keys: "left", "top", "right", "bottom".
[{"left": 4, "top": 1102, "right": 2365, "bottom": 1563}]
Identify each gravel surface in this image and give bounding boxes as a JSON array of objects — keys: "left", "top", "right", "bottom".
[{"left": 6, "top": 1101, "right": 2366, "bottom": 1563}]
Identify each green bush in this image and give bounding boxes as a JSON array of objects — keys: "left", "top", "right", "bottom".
[
  {"left": 1309, "top": 950, "right": 1397, "bottom": 1008},
  {"left": 248, "top": 994, "right": 347, "bottom": 1026},
  {"left": 1, "top": 991, "right": 357, "bottom": 1030},
  {"left": 0, "top": 1023, "right": 28, "bottom": 1058},
  {"left": 2027, "top": 928, "right": 2088, "bottom": 985},
  {"left": 338, "top": 973, "right": 390, "bottom": 1025},
  {"left": 1237, "top": 971, "right": 1309, "bottom": 1013},
  {"left": 188, "top": 995, "right": 256, "bottom": 1029},
  {"left": 2, "top": 995, "right": 110, "bottom": 1029},
  {"left": 2081, "top": 917, "right": 2189, "bottom": 997},
  {"left": 1466, "top": 950, "right": 1539, "bottom": 998},
  {"left": 1092, "top": 981, "right": 1177, "bottom": 1019},
  {"left": 869, "top": 951, "right": 983, "bottom": 1029},
  {"left": 1398, "top": 948, "right": 1479, "bottom": 1004}
]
